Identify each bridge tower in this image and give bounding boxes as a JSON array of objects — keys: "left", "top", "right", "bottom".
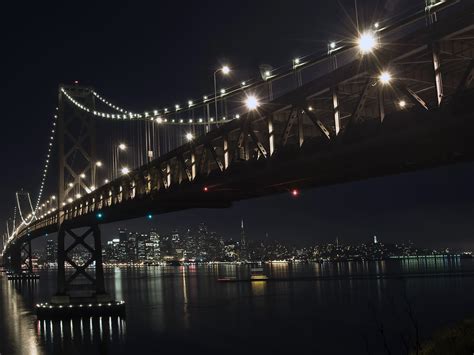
[
  {"left": 50, "top": 85, "right": 112, "bottom": 307},
  {"left": 57, "top": 85, "right": 97, "bottom": 209}
]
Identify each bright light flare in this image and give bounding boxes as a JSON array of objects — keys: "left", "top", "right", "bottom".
[
  {"left": 221, "top": 65, "right": 230, "bottom": 75},
  {"left": 118, "top": 143, "right": 126, "bottom": 150},
  {"left": 291, "top": 189, "right": 300, "bottom": 197},
  {"left": 378, "top": 71, "right": 392, "bottom": 85},
  {"left": 121, "top": 167, "right": 130, "bottom": 175},
  {"left": 245, "top": 95, "right": 259, "bottom": 111},
  {"left": 185, "top": 133, "right": 194, "bottom": 142},
  {"left": 358, "top": 31, "right": 377, "bottom": 54},
  {"left": 399, "top": 100, "right": 407, "bottom": 108},
  {"left": 96, "top": 161, "right": 103, "bottom": 167}
]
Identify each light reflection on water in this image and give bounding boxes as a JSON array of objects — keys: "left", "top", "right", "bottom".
[
  {"left": 1, "top": 258, "right": 473, "bottom": 355},
  {"left": 36, "top": 316, "right": 126, "bottom": 347}
]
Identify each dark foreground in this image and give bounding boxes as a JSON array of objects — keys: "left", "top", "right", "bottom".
[{"left": 0, "top": 258, "right": 473, "bottom": 355}]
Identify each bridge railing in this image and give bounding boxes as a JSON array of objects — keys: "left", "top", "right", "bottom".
[{"left": 102, "top": 0, "right": 461, "bottom": 127}]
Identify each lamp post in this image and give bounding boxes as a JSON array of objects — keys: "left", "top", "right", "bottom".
[
  {"left": 114, "top": 144, "right": 127, "bottom": 179},
  {"left": 93, "top": 161, "right": 102, "bottom": 188},
  {"left": 214, "top": 65, "right": 230, "bottom": 123}
]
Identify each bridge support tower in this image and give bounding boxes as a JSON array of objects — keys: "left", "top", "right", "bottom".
[
  {"left": 36, "top": 85, "right": 124, "bottom": 318},
  {"left": 52, "top": 223, "right": 107, "bottom": 303}
]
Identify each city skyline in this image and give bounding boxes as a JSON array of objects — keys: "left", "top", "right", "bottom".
[{"left": 35, "top": 222, "right": 473, "bottom": 264}]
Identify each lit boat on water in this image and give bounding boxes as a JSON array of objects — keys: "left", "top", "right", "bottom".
[{"left": 250, "top": 267, "right": 268, "bottom": 281}]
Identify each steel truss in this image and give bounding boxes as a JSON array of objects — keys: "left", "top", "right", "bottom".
[{"left": 58, "top": 85, "right": 97, "bottom": 214}]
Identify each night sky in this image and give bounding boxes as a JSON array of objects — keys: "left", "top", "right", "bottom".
[{"left": 2, "top": 0, "right": 473, "bottom": 250}]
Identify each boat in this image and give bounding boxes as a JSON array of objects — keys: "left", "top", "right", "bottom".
[{"left": 250, "top": 267, "right": 268, "bottom": 281}]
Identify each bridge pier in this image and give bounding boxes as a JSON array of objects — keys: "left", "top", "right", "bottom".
[
  {"left": 55, "top": 223, "right": 105, "bottom": 300},
  {"left": 21, "top": 241, "right": 33, "bottom": 274},
  {"left": 9, "top": 244, "right": 22, "bottom": 274},
  {"left": 3, "top": 241, "right": 40, "bottom": 280},
  {"left": 37, "top": 222, "right": 125, "bottom": 319}
]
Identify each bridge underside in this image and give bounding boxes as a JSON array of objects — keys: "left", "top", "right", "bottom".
[{"left": 8, "top": 89, "right": 474, "bottom": 247}]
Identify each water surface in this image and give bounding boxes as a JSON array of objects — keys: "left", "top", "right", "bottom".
[{"left": 1, "top": 258, "right": 473, "bottom": 354}]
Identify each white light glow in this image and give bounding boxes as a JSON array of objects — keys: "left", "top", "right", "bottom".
[
  {"left": 221, "top": 65, "right": 230, "bottom": 75},
  {"left": 185, "top": 133, "right": 194, "bottom": 142},
  {"left": 379, "top": 71, "right": 392, "bottom": 85},
  {"left": 121, "top": 167, "right": 130, "bottom": 175},
  {"left": 358, "top": 31, "right": 377, "bottom": 54},
  {"left": 245, "top": 95, "right": 259, "bottom": 110}
]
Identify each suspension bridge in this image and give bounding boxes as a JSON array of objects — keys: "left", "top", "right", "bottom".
[{"left": 1, "top": 0, "right": 473, "bottom": 318}]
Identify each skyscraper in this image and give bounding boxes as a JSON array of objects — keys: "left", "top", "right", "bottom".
[
  {"left": 150, "top": 230, "right": 161, "bottom": 262},
  {"left": 240, "top": 219, "right": 248, "bottom": 261},
  {"left": 241, "top": 219, "right": 246, "bottom": 247},
  {"left": 46, "top": 239, "right": 57, "bottom": 263}
]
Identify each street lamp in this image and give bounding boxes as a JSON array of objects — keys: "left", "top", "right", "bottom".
[
  {"left": 245, "top": 95, "right": 259, "bottom": 111},
  {"left": 378, "top": 71, "right": 392, "bottom": 85},
  {"left": 93, "top": 161, "right": 102, "bottom": 187},
  {"left": 185, "top": 132, "right": 194, "bottom": 142},
  {"left": 114, "top": 144, "right": 127, "bottom": 179},
  {"left": 121, "top": 167, "right": 130, "bottom": 175},
  {"left": 358, "top": 31, "right": 377, "bottom": 54},
  {"left": 214, "top": 65, "right": 231, "bottom": 122}
]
